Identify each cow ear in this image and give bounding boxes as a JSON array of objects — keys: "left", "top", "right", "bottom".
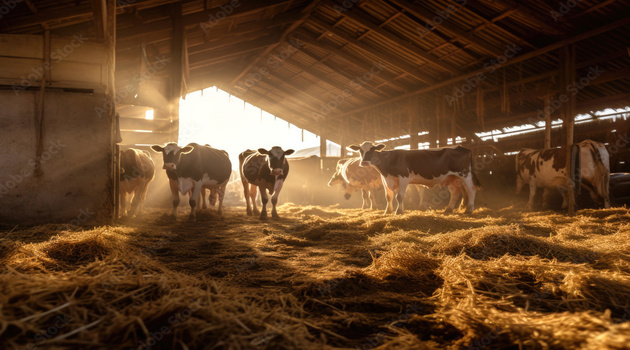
[
  {"left": 258, "top": 148, "right": 269, "bottom": 155},
  {"left": 347, "top": 145, "right": 360, "bottom": 152},
  {"left": 284, "top": 149, "right": 295, "bottom": 156},
  {"left": 180, "top": 146, "right": 194, "bottom": 154},
  {"left": 375, "top": 144, "right": 386, "bottom": 151},
  {"left": 150, "top": 145, "right": 164, "bottom": 152}
]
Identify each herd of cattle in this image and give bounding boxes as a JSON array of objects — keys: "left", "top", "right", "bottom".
[{"left": 118, "top": 139, "right": 612, "bottom": 220}]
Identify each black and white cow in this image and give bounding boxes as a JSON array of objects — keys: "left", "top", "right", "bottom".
[
  {"left": 348, "top": 141, "right": 480, "bottom": 215},
  {"left": 119, "top": 148, "right": 155, "bottom": 217},
  {"left": 327, "top": 157, "right": 382, "bottom": 209},
  {"left": 239, "top": 147, "right": 294, "bottom": 219},
  {"left": 516, "top": 139, "right": 610, "bottom": 210},
  {"left": 151, "top": 142, "right": 232, "bottom": 220}
]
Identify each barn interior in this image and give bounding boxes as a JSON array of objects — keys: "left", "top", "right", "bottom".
[
  {"left": 1, "top": 0, "right": 629, "bottom": 223},
  {"left": 1, "top": 1, "right": 630, "bottom": 349}
]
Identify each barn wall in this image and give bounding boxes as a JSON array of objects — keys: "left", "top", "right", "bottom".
[{"left": 0, "top": 90, "right": 113, "bottom": 224}]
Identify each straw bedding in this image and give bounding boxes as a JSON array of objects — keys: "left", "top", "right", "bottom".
[{"left": 1, "top": 205, "right": 629, "bottom": 349}]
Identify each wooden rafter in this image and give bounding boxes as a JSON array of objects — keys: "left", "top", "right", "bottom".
[{"left": 230, "top": 0, "right": 322, "bottom": 86}]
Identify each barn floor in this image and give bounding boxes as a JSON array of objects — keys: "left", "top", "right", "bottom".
[{"left": 1, "top": 204, "right": 630, "bottom": 349}]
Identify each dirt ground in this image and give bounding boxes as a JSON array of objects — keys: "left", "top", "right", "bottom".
[{"left": 2, "top": 203, "right": 630, "bottom": 349}]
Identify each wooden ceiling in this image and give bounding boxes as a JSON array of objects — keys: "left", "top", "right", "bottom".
[{"left": 2, "top": 0, "right": 629, "bottom": 148}]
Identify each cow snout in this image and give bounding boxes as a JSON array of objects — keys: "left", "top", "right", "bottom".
[
  {"left": 344, "top": 193, "right": 351, "bottom": 200},
  {"left": 360, "top": 161, "right": 370, "bottom": 167},
  {"left": 271, "top": 168, "right": 283, "bottom": 176},
  {"left": 163, "top": 163, "right": 176, "bottom": 170}
]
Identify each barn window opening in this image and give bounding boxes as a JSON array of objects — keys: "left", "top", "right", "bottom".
[
  {"left": 178, "top": 87, "right": 321, "bottom": 169},
  {"left": 145, "top": 109, "right": 154, "bottom": 120}
]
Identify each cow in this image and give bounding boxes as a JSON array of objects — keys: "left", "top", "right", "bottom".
[
  {"left": 327, "top": 157, "right": 382, "bottom": 209},
  {"left": 119, "top": 148, "right": 155, "bottom": 217},
  {"left": 239, "top": 147, "right": 294, "bottom": 219},
  {"left": 515, "top": 139, "right": 610, "bottom": 210},
  {"left": 348, "top": 141, "right": 480, "bottom": 215},
  {"left": 151, "top": 142, "right": 232, "bottom": 220}
]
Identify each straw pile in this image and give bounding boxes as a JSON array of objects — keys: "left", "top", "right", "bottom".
[{"left": 1, "top": 205, "right": 629, "bottom": 349}]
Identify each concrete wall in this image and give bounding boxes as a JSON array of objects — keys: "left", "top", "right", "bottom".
[{"left": 0, "top": 90, "right": 113, "bottom": 224}]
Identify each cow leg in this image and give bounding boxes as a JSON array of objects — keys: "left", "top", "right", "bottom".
[
  {"left": 259, "top": 187, "right": 269, "bottom": 219},
  {"left": 250, "top": 184, "right": 260, "bottom": 216},
  {"left": 216, "top": 182, "right": 227, "bottom": 215},
  {"left": 369, "top": 189, "right": 378, "bottom": 210},
  {"left": 130, "top": 179, "right": 148, "bottom": 216},
  {"left": 120, "top": 190, "right": 128, "bottom": 217},
  {"left": 242, "top": 179, "right": 253, "bottom": 215},
  {"left": 382, "top": 176, "right": 396, "bottom": 215},
  {"left": 526, "top": 180, "right": 537, "bottom": 211},
  {"left": 444, "top": 183, "right": 461, "bottom": 214},
  {"left": 188, "top": 181, "right": 203, "bottom": 221},
  {"left": 201, "top": 187, "right": 208, "bottom": 209},
  {"left": 395, "top": 178, "right": 410, "bottom": 215},
  {"left": 542, "top": 188, "right": 552, "bottom": 209},
  {"left": 516, "top": 176, "right": 524, "bottom": 195},
  {"left": 460, "top": 176, "right": 476, "bottom": 214},
  {"left": 361, "top": 189, "right": 370, "bottom": 209},
  {"left": 169, "top": 179, "right": 180, "bottom": 218},
  {"left": 271, "top": 179, "right": 285, "bottom": 219},
  {"left": 209, "top": 188, "right": 218, "bottom": 207},
  {"left": 559, "top": 186, "right": 569, "bottom": 210}
]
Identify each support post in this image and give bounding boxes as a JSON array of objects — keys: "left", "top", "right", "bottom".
[
  {"left": 320, "top": 131, "right": 327, "bottom": 158},
  {"left": 339, "top": 119, "right": 347, "bottom": 157},
  {"left": 544, "top": 94, "right": 552, "bottom": 148},
  {"left": 560, "top": 45, "right": 577, "bottom": 215},
  {"left": 170, "top": 2, "right": 183, "bottom": 142},
  {"left": 409, "top": 98, "right": 419, "bottom": 150},
  {"left": 106, "top": 0, "right": 116, "bottom": 221}
]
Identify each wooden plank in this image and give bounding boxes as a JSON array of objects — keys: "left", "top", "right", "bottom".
[
  {"left": 120, "top": 130, "right": 173, "bottom": 145},
  {"left": 329, "top": 16, "right": 630, "bottom": 120},
  {"left": 388, "top": 0, "right": 504, "bottom": 57},
  {"left": 119, "top": 117, "right": 173, "bottom": 131},
  {"left": 0, "top": 34, "right": 43, "bottom": 58}
]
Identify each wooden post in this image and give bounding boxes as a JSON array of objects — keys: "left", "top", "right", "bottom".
[
  {"left": 560, "top": 44, "right": 577, "bottom": 215},
  {"left": 106, "top": 0, "right": 116, "bottom": 221},
  {"left": 544, "top": 94, "right": 552, "bottom": 148},
  {"left": 339, "top": 119, "right": 347, "bottom": 157},
  {"left": 320, "top": 130, "right": 327, "bottom": 158},
  {"left": 451, "top": 111, "right": 457, "bottom": 146},
  {"left": 409, "top": 98, "right": 419, "bottom": 150},
  {"left": 170, "top": 2, "right": 183, "bottom": 142}
]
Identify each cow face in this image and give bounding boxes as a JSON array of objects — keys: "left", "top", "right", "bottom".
[
  {"left": 348, "top": 142, "right": 385, "bottom": 167},
  {"left": 150, "top": 143, "right": 194, "bottom": 171},
  {"left": 328, "top": 159, "right": 348, "bottom": 188},
  {"left": 258, "top": 146, "right": 294, "bottom": 176}
]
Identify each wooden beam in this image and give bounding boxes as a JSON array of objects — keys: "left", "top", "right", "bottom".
[
  {"left": 307, "top": 17, "right": 437, "bottom": 85},
  {"left": 388, "top": 0, "right": 505, "bottom": 57},
  {"left": 544, "top": 95, "right": 552, "bottom": 148},
  {"left": 560, "top": 44, "right": 577, "bottom": 215},
  {"left": 293, "top": 32, "right": 408, "bottom": 92},
  {"left": 328, "top": 16, "right": 630, "bottom": 120},
  {"left": 230, "top": 0, "right": 321, "bottom": 86},
  {"left": 329, "top": 2, "right": 460, "bottom": 74},
  {"left": 291, "top": 47, "right": 388, "bottom": 98},
  {"left": 170, "top": 2, "right": 183, "bottom": 140},
  {"left": 91, "top": 0, "right": 106, "bottom": 40}
]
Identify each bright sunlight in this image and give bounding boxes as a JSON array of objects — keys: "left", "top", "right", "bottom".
[{"left": 179, "top": 87, "right": 333, "bottom": 170}]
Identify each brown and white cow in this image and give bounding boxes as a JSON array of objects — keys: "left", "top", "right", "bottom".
[
  {"left": 516, "top": 139, "right": 610, "bottom": 210},
  {"left": 348, "top": 142, "right": 480, "bottom": 215},
  {"left": 327, "top": 157, "right": 382, "bottom": 209},
  {"left": 239, "top": 147, "right": 294, "bottom": 219},
  {"left": 151, "top": 143, "right": 232, "bottom": 220},
  {"left": 119, "top": 148, "right": 155, "bottom": 217}
]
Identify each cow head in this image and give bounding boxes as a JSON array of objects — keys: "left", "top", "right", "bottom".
[
  {"left": 258, "top": 146, "right": 294, "bottom": 176},
  {"left": 150, "top": 143, "right": 194, "bottom": 171},
  {"left": 348, "top": 141, "right": 385, "bottom": 167},
  {"left": 327, "top": 158, "right": 349, "bottom": 189}
]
